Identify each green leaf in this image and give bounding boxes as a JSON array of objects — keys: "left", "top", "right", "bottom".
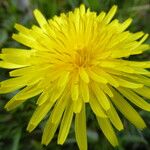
[
  {"left": 0, "top": 30, "right": 8, "bottom": 46},
  {"left": 12, "top": 128, "right": 22, "bottom": 150}
]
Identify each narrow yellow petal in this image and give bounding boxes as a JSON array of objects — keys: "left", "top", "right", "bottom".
[
  {"left": 103, "top": 5, "right": 117, "bottom": 24},
  {"left": 134, "top": 74, "right": 150, "bottom": 86},
  {"left": 0, "top": 85, "right": 24, "bottom": 94},
  {"left": 88, "top": 70, "right": 107, "bottom": 84},
  {"left": 113, "top": 76, "right": 143, "bottom": 89},
  {"left": 97, "top": 69, "right": 119, "bottom": 87},
  {"left": 14, "top": 23, "right": 30, "bottom": 34},
  {"left": 0, "top": 77, "right": 28, "bottom": 93},
  {"left": 99, "top": 84, "right": 113, "bottom": 97},
  {"left": 2, "top": 48, "right": 33, "bottom": 55},
  {"left": 75, "top": 104, "right": 87, "bottom": 150},
  {"left": 97, "top": 117, "right": 118, "bottom": 147},
  {"left": 129, "top": 31, "right": 144, "bottom": 41},
  {"left": 97, "top": 12, "right": 106, "bottom": 22},
  {"left": 27, "top": 100, "right": 54, "bottom": 132},
  {"left": 58, "top": 103, "right": 74, "bottom": 144},
  {"left": 42, "top": 115, "right": 60, "bottom": 145},
  {"left": 109, "top": 31, "right": 130, "bottom": 48},
  {"left": 5, "top": 97, "right": 26, "bottom": 111},
  {"left": 133, "top": 86, "right": 150, "bottom": 99},
  {"left": 73, "top": 8, "right": 80, "bottom": 32},
  {"left": 132, "top": 67, "right": 150, "bottom": 75},
  {"left": 107, "top": 102, "right": 123, "bottom": 131},
  {"left": 80, "top": 79, "right": 89, "bottom": 102},
  {"left": 79, "top": 67, "right": 89, "bottom": 83},
  {"left": 50, "top": 92, "right": 69, "bottom": 124},
  {"left": 12, "top": 33, "right": 36, "bottom": 48},
  {"left": 0, "top": 85, "right": 21, "bottom": 94},
  {"left": 139, "top": 34, "right": 149, "bottom": 44},
  {"left": 123, "top": 61, "right": 150, "bottom": 68},
  {"left": 100, "top": 61, "right": 132, "bottom": 73},
  {"left": 0, "top": 61, "right": 27, "bottom": 69},
  {"left": 50, "top": 84, "right": 67, "bottom": 102},
  {"left": 80, "top": 4, "right": 86, "bottom": 15},
  {"left": 73, "top": 98, "right": 83, "bottom": 113},
  {"left": 57, "top": 72, "right": 70, "bottom": 87},
  {"left": 118, "top": 87, "right": 150, "bottom": 111},
  {"left": 4, "top": 84, "right": 42, "bottom": 111},
  {"left": 33, "top": 9, "right": 47, "bottom": 28},
  {"left": 71, "top": 81, "right": 79, "bottom": 101},
  {"left": 0, "top": 54, "right": 30, "bottom": 65},
  {"left": 110, "top": 87, "right": 146, "bottom": 129},
  {"left": 119, "top": 18, "right": 132, "bottom": 32},
  {"left": 133, "top": 44, "right": 150, "bottom": 55},
  {"left": 15, "top": 84, "right": 43, "bottom": 100},
  {"left": 91, "top": 83, "right": 110, "bottom": 111},
  {"left": 89, "top": 93, "right": 107, "bottom": 118},
  {"left": 9, "top": 66, "right": 35, "bottom": 77},
  {"left": 36, "top": 92, "right": 49, "bottom": 105}
]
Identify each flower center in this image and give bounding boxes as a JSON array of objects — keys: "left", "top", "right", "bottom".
[{"left": 74, "top": 48, "right": 91, "bottom": 68}]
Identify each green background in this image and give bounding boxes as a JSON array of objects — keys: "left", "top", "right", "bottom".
[{"left": 0, "top": 0, "right": 150, "bottom": 150}]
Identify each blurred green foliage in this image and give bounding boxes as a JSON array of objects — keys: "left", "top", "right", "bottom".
[{"left": 0, "top": 0, "right": 150, "bottom": 150}]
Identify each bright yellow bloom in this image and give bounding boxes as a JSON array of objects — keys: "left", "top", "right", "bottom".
[{"left": 0, "top": 4, "right": 150, "bottom": 149}]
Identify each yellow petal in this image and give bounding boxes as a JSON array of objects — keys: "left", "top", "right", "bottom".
[
  {"left": 99, "top": 84, "right": 113, "bottom": 97},
  {"left": 33, "top": 9, "right": 47, "bottom": 29},
  {"left": 50, "top": 92, "right": 69, "bottom": 124},
  {"left": 10, "top": 66, "right": 35, "bottom": 77},
  {"left": 0, "top": 53, "right": 30, "bottom": 66},
  {"left": 88, "top": 70, "right": 107, "bottom": 84},
  {"left": 91, "top": 83, "right": 110, "bottom": 111},
  {"left": 5, "top": 97, "right": 26, "bottom": 111},
  {"left": 97, "top": 117, "right": 118, "bottom": 147},
  {"left": 107, "top": 102, "right": 123, "bottom": 131},
  {"left": 100, "top": 61, "right": 134, "bottom": 73},
  {"left": 36, "top": 92, "right": 49, "bottom": 105},
  {"left": 110, "top": 87, "right": 146, "bottom": 129},
  {"left": 42, "top": 115, "right": 60, "bottom": 145},
  {"left": 89, "top": 94, "right": 107, "bottom": 118},
  {"left": 103, "top": 5, "right": 117, "bottom": 24},
  {"left": 119, "top": 18, "right": 132, "bottom": 32},
  {"left": 113, "top": 76, "right": 143, "bottom": 89},
  {"left": 14, "top": 23, "right": 30, "bottom": 34},
  {"left": 73, "top": 98, "right": 83, "bottom": 113},
  {"left": 80, "top": 79, "right": 89, "bottom": 102},
  {"left": 96, "top": 69, "right": 119, "bottom": 87},
  {"left": 97, "top": 12, "right": 106, "bottom": 22},
  {"left": 71, "top": 77, "right": 79, "bottom": 101},
  {"left": 2, "top": 48, "right": 33, "bottom": 55},
  {"left": 15, "top": 84, "right": 43, "bottom": 100},
  {"left": 79, "top": 67, "right": 89, "bottom": 83},
  {"left": 50, "top": 84, "right": 67, "bottom": 102},
  {"left": 133, "top": 86, "right": 150, "bottom": 99},
  {"left": 58, "top": 103, "right": 74, "bottom": 144},
  {"left": 57, "top": 72, "right": 70, "bottom": 87},
  {"left": 75, "top": 104, "right": 87, "bottom": 150},
  {"left": 12, "top": 33, "right": 37, "bottom": 48},
  {"left": 134, "top": 75, "right": 150, "bottom": 86},
  {"left": 118, "top": 87, "right": 150, "bottom": 111},
  {"left": 0, "top": 85, "right": 24, "bottom": 94},
  {"left": 27, "top": 100, "right": 54, "bottom": 132},
  {"left": 0, "top": 77, "right": 28, "bottom": 93},
  {"left": 80, "top": 4, "right": 86, "bottom": 16},
  {"left": 0, "top": 61, "right": 27, "bottom": 69}
]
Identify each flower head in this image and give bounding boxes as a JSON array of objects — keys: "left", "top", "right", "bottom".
[{"left": 0, "top": 4, "right": 150, "bottom": 149}]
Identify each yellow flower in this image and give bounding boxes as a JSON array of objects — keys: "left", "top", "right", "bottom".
[{"left": 0, "top": 4, "right": 150, "bottom": 149}]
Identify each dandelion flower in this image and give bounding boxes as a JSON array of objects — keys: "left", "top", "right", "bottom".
[{"left": 0, "top": 4, "right": 150, "bottom": 149}]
